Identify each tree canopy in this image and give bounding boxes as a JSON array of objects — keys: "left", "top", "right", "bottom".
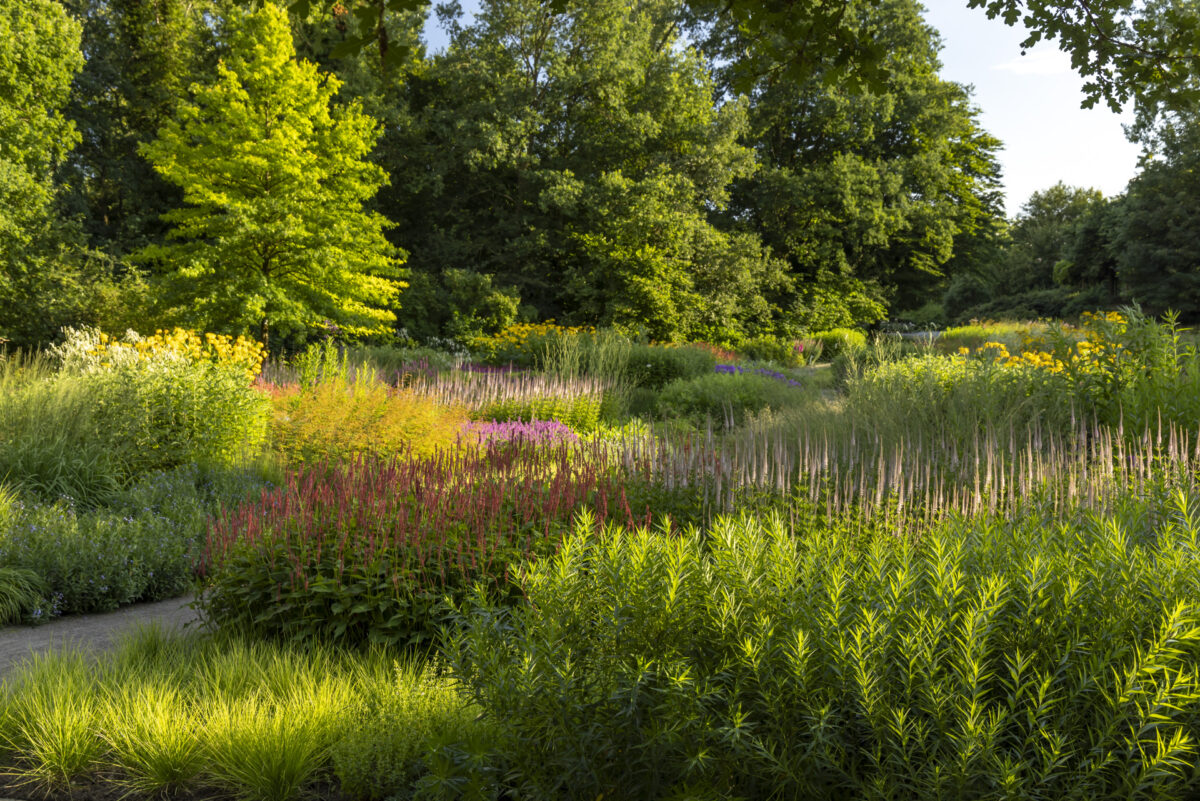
[
  {"left": 137, "top": 3, "right": 405, "bottom": 350},
  {"left": 0, "top": 0, "right": 84, "bottom": 345}
]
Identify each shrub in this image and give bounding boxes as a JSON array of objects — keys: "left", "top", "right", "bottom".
[
  {"left": 866, "top": 309, "right": 1200, "bottom": 434},
  {"left": 845, "top": 351, "right": 1065, "bottom": 440},
  {"left": 0, "top": 465, "right": 267, "bottom": 618},
  {"left": 733, "top": 334, "right": 804, "bottom": 367},
  {"left": 0, "top": 329, "right": 269, "bottom": 506},
  {"left": 656, "top": 371, "right": 805, "bottom": 426},
  {"left": 936, "top": 320, "right": 1048, "bottom": 354},
  {"left": 331, "top": 662, "right": 501, "bottom": 801},
  {"left": 809, "top": 328, "right": 866, "bottom": 360},
  {"left": 477, "top": 393, "right": 603, "bottom": 433},
  {"left": 626, "top": 344, "right": 716, "bottom": 390},
  {"left": 448, "top": 502, "right": 1200, "bottom": 801},
  {"left": 467, "top": 322, "right": 594, "bottom": 367},
  {"left": 269, "top": 381, "right": 467, "bottom": 465}
]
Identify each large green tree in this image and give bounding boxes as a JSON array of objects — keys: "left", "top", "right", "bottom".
[
  {"left": 138, "top": 3, "right": 405, "bottom": 350},
  {"left": 705, "top": 0, "right": 1005, "bottom": 328},
  {"left": 0, "top": 0, "right": 85, "bottom": 346},
  {"left": 1114, "top": 120, "right": 1200, "bottom": 318},
  {"left": 382, "top": 0, "right": 785, "bottom": 342},
  {"left": 280, "top": 0, "right": 1200, "bottom": 117},
  {"left": 59, "top": 0, "right": 219, "bottom": 258}
]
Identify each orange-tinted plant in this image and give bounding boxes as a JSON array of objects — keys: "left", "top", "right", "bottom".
[{"left": 270, "top": 379, "right": 468, "bottom": 465}]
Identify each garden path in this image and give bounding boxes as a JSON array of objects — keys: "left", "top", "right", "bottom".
[{"left": 0, "top": 596, "right": 199, "bottom": 676}]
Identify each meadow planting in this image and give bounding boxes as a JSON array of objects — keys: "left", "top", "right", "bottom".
[{"left": 8, "top": 314, "right": 1200, "bottom": 799}]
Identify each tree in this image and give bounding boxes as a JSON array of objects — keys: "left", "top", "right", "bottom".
[
  {"left": 1004, "top": 182, "right": 1106, "bottom": 291},
  {"left": 1115, "top": 122, "right": 1200, "bottom": 319},
  {"left": 274, "top": 0, "right": 1200, "bottom": 117},
  {"left": 0, "top": 0, "right": 86, "bottom": 346},
  {"left": 708, "top": 0, "right": 1005, "bottom": 327},
  {"left": 138, "top": 3, "right": 405, "bottom": 351},
  {"left": 381, "top": 0, "right": 784, "bottom": 342},
  {"left": 58, "top": 0, "right": 218, "bottom": 257}
]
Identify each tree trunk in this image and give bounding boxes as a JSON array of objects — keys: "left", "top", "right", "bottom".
[{"left": 261, "top": 316, "right": 270, "bottom": 355}]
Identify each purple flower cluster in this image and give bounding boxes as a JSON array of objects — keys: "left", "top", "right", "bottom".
[
  {"left": 463, "top": 419, "right": 579, "bottom": 446},
  {"left": 715, "top": 364, "right": 803, "bottom": 388}
]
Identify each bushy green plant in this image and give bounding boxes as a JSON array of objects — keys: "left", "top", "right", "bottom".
[
  {"left": 199, "top": 446, "right": 614, "bottom": 649},
  {"left": 936, "top": 320, "right": 1048, "bottom": 353},
  {"left": 809, "top": 328, "right": 867, "bottom": 360},
  {"left": 273, "top": 341, "right": 470, "bottom": 464},
  {"left": 845, "top": 351, "right": 1066, "bottom": 440},
  {"left": 0, "top": 465, "right": 267, "bottom": 618},
  {"left": 655, "top": 371, "right": 805, "bottom": 426},
  {"left": 830, "top": 333, "right": 906, "bottom": 387},
  {"left": 853, "top": 309, "right": 1200, "bottom": 435},
  {"left": 733, "top": 334, "right": 803, "bottom": 367},
  {"left": 0, "top": 332, "right": 269, "bottom": 506},
  {"left": 449, "top": 500, "right": 1200, "bottom": 801},
  {"left": 478, "top": 393, "right": 604, "bottom": 432},
  {"left": 626, "top": 344, "right": 717, "bottom": 390}
]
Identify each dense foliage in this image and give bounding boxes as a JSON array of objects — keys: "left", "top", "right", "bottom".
[{"left": 138, "top": 4, "right": 405, "bottom": 350}]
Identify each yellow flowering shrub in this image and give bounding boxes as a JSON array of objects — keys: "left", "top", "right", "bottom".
[
  {"left": 946, "top": 309, "right": 1200, "bottom": 427},
  {"left": 79, "top": 328, "right": 265, "bottom": 381},
  {"left": 48, "top": 328, "right": 270, "bottom": 477},
  {"left": 468, "top": 322, "right": 595, "bottom": 366}
]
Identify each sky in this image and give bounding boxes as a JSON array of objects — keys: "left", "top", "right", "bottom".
[
  {"left": 423, "top": 1, "right": 1144, "bottom": 218},
  {"left": 921, "top": 1, "right": 1142, "bottom": 216}
]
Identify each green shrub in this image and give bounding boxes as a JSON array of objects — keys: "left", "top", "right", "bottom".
[
  {"left": 656, "top": 371, "right": 805, "bottom": 426},
  {"left": 733, "top": 334, "right": 803, "bottom": 367},
  {"left": 448, "top": 502, "right": 1200, "bottom": 801},
  {"left": 198, "top": 447, "right": 613, "bottom": 649},
  {"left": 0, "top": 334, "right": 269, "bottom": 506},
  {"left": 844, "top": 352, "right": 1065, "bottom": 439},
  {"left": 478, "top": 393, "right": 604, "bottom": 432},
  {"left": 936, "top": 320, "right": 1048, "bottom": 354},
  {"left": 0, "top": 465, "right": 267, "bottom": 618},
  {"left": 626, "top": 344, "right": 716, "bottom": 389},
  {"left": 809, "top": 328, "right": 866, "bottom": 360}
]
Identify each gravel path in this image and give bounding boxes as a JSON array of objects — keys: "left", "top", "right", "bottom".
[{"left": 0, "top": 596, "right": 201, "bottom": 676}]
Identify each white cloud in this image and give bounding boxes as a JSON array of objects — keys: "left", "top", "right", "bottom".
[{"left": 991, "top": 49, "right": 1073, "bottom": 76}]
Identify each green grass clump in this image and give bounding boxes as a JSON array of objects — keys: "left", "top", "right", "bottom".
[
  {"left": 448, "top": 498, "right": 1200, "bottom": 800},
  {"left": 102, "top": 683, "right": 205, "bottom": 796},
  {"left": 0, "top": 653, "right": 106, "bottom": 794},
  {"left": 0, "top": 628, "right": 491, "bottom": 801}
]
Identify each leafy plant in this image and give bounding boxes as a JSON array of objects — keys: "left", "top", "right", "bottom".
[
  {"left": 656, "top": 371, "right": 807, "bottom": 426},
  {"left": 626, "top": 344, "right": 717, "bottom": 390},
  {"left": 449, "top": 500, "right": 1200, "bottom": 800},
  {"left": 809, "top": 328, "right": 867, "bottom": 359},
  {"left": 199, "top": 444, "right": 634, "bottom": 648}
]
